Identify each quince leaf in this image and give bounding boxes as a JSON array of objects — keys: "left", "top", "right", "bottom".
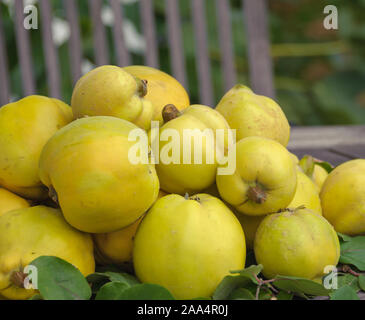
[
  {"left": 212, "top": 265, "right": 263, "bottom": 300},
  {"left": 273, "top": 275, "right": 332, "bottom": 297},
  {"left": 358, "top": 275, "right": 365, "bottom": 291},
  {"left": 337, "top": 274, "right": 360, "bottom": 292},
  {"left": 337, "top": 232, "right": 353, "bottom": 242},
  {"left": 330, "top": 285, "right": 360, "bottom": 300},
  {"left": 96, "top": 283, "right": 174, "bottom": 300},
  {"left": 339, "top": 235, "right": 365, "bottom": 271},
  {"left": 30, "top": 256, "right": 92, "bottom": 300},
  {"left": 87, "top": 271, "right": 140, "bottom": 293},
  {"left": 314, "top": 161, "right": 333, "bottom": 173},
  {"left": 276, "top": 291, "right": 294, "bottom": 300},
  {"left": 227, "top": 288, "right": 256, "bottom": 300}
]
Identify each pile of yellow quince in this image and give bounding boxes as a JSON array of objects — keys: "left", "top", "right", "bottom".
[{"left": 0, "top": 65, "right": 363, "bottom": 300}]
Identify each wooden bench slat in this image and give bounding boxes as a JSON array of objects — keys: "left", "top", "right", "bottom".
[
  {"left": 288, "top": 126, "right": 365, "bottom": 149},
  {"left": 64, "top": 0, "right": 82, "bottom": 84},
  {"left": 39, "top": 0, "right": 61, "bottom": 99},
  {"left": 191, "top": 0, "right": 214, "bottom": 107},
  {"left": 110, "top": 0, "right": 131, "bottom": 67},
  {"left": 14, "top": 0, "right": 35, "bottom": 96},
  {"left": 89, "top": 0, "right": 109, "bottom": 66},
  {"left": 215, "top": 0, "right": 236, "bottom": 92},
  {"left": 330, "top": 145, "right": 365, "bottom": 160},
  {"left": 243, "top": 0, "right": 275, "bottom": 99},
  {"left": 0, "top": 4, "right": 10, "bottom": 105},
  {"left": 289, "top": 148, "right": 352, "bottom": 167},
  {"left": 165, "top": 0, "right": 188, "bottom": 89},
  {"left": 139, "top": 0, "right": 159, "bottom": 68}
]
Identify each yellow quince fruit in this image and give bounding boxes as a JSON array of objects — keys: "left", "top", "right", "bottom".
[
  {"left": 216, "top": 84, "right": 290, "bottom": 146},
  {"left": 133, "top": 194, "right": 246, "bottom": 299},
  {"left": 0, "top": 96, "right": 73, "bottom": 200},
  {"left": 216, "top": 137, "right": 297, "bottom": 216},
  {"left": 288, "top": 169, "right": 322, "bottom": 215},
  {"left": 254, "top": 207, "right": 340, "bottom": 281},
  {"left": 320, "top": 159, "right": 365, "bottom": 235},
  {"left": 71, "top": 65, "right": 154, "bottom": 130},
  {"left": 152, "top": 104, "right": 232, "bottom": 195},
  {"left": 39, "top": 116, "right": 160, "bottom": 233},
  {"left": 124, "top": 65, "right": 190, "bottom": 124},
  {"left": 0, "top": 206, "right": 95, "bottom": 300},
  {"left": 0, "top": 188, "right": 29, "bottom": 217}
]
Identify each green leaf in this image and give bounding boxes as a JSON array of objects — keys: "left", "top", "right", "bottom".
[
  {"left": 28, "top": 294, "right": 43, "bottom": 300},
  {"left": 276, "top": 291, "right": 294, "bottom": 300},
  {"left": 337, "top": 274, "right": 360, "bottom": 292},
  {"left": 212, "top": 265, "right": 263, "bottom": 300},
  {"left": 358, "top": 275, "right": 365, "bottom": 291},
  {"left": 96, "top": 283, "right": 175, "bottom": 300},
  {"left": 340, "top": 235, "right": 365, "bottom": 271},
  {"left": 330, "top": 285, "right": 360, "bottom": 300},
  {"left": 104, "top": 272, "right": 140, "bottom": 286},
  {"left": 337, "top": 233, "right": 353, "bottom": 242},
  {"left": 228, "top": 288, "right": 255, "bottom": 300},
  {"left": 95, "top": 282, "right": 129, "bottom": 300},
  {"left": 273, "top": 275, "right": 332, "bottom": 297},
  {"left": 87, "top": 271, "right": 139, "bottom": 286},
  {"left": 30, "top": 256, "right": 92, "bottom": 300},
  {"left": 314, "top": 161, "right": 333, "bottom": 173}
]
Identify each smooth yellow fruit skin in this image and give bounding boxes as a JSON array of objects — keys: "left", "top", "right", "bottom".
[
  {"left": 312, "top": 164, "right": 328, "bottom": 191},
  {"left": 235, "top": 213, "right": 266, "bottom": 250},
  {"left": 0, "top": 206, "right": 95, "bottom": 300},
  {"left": 133, "top": 194, "right": 246, "bottom": 299},
  {"left": 320, "top": 159, "right": 365, "bottom": 235},
  {"left": 288, "top": 170, "right": 322, "bottom": 215},
  {"left": 0, "top": 96, "right": 73, "bottom": 200},
  {"left": 39, "top": 116, "right": 160, "bottom": 233},
  {"left": 0, "top": 188, "right": 29, "bottom": 217},
  {"left": 290, "top": 153, "right": 299, "bottom": 165},
  {"left": 216, "top": 84, "right": 290, "bottom": 146},
  {"left": 93, "top": 216, "right": 143, "bottom": 268},
  {"left": 217, "top": 137, "right": 297, "bottom": 215},
  {"left": 124, "top": 65, "right": 190, "bottom": 124},
  {"left": 71, "top": 65, "right": 154, "bottom": 130},
  {"left": 254, "top": 208, "right": 340, "bottom": 281},
  {"left": 154, "top": 105, "right": 231, "bottom": 195}
]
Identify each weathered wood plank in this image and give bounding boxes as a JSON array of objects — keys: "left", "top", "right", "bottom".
[
  {"left": 288, "top": 126, "right": 365, "bottom": 149},
  {"left": 64, "top": 0, "right": 82, "bottom": 84},
  {"left": 165, "top": 0, "right": 188, "bottom": 89},
  {"left": 191, "top": 0, "right": 214, "bottom": 106},
  {"left": 243, "top": 0, "right": 275, "bottom": 98},
  {"left": 139, "top": 0, "right": 159, "bottom": 68},
  {"left": 14, "top": 0, "right": 35, "bottom": 96},
  {"left": 89, "top": 0, "right": 109, "bottom": 66},
  {"left": 39, "top": 0, "right": 61, "bottom": 99},
  {"left": 215, "top": 0, "right": 236, "bottom": 92},
  {"left": 0, "top": 4, "right": 10, "bottom": 105},
  {"left": 329, "top": 145, "right": 365, "bottom": 160},
  {"left": 110, "top": 0, "right": 131, "bottom": 67},
  {"left": 288, "top": 148, "right": 352, "bottom": 167}
]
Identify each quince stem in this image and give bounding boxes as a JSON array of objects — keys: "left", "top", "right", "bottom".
[
  {"left": 10, "top": 270, "right": 27, "bottom": 288},
  {"left": 162, "top": 104, "right": 181, "bottom": 123},
  {"left": 247, "top": 185, "right": 267, "bottom": 204}
]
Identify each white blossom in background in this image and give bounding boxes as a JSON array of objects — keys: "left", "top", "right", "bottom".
[
  {"left": 52, "top": 17, "right": 70, "bottom": 47},
  {"left": 3, "top": 0, "right": 38, "bottom": 15},
  {"left": 102, "top": 5, "right": 146, "bottom": 54},
  {"left": 81, "top": 60, "right": 95, "bottom": 75}
]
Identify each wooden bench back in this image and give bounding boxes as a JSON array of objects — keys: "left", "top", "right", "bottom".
[{"left": 0, "top": 0, "right": 274, "bottom": 106}]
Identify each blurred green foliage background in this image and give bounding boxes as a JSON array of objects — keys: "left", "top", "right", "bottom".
[{"left": 1, "top": 0, "right": 365, "bottom": 125}]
